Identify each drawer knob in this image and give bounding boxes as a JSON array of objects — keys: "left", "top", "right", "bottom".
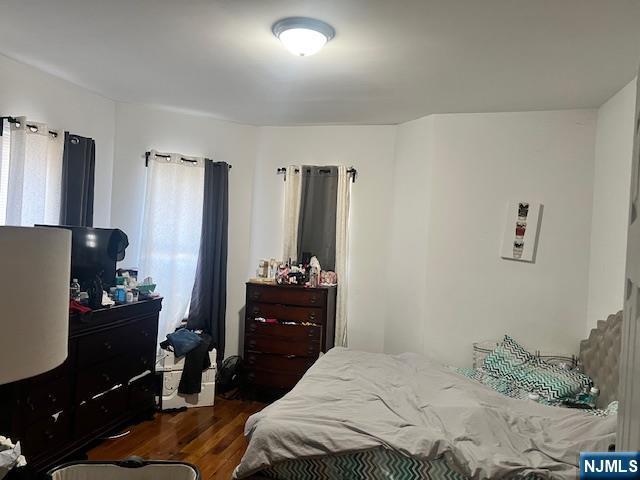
[
  {"left": 251, "top": 307, "right": 260, "bottom": 315},
  {"left": 45, "top": 430, "right": 54, "bottom": 440},
  {"left": 48, "top": 393, "right": 57, "bottom": 403},
  {"left": 103, "top": 341, "right": 112, "bottom": 351},
  {"left": 248, "top": 340, "right": 256, "bottom": 348},
  {"left": 100, "top": 405, "right": 109, "bottom": 414},
  {"left": 309, "top": 296, "right": 318, "bottom": 304},
  {"left": 250, "top": 292, "right": 261, "bottom": 300},
  {"left": 102, "top": 373, "right": 111, "bottom": 382},
  {"left": 308, "top": 313, "right": 316, "bottom": 321},
  {"left": 248, "top": 356, "right": 256, "bottom": 365}
]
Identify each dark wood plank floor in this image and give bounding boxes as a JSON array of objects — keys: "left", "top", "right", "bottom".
[{"left": 87, "top": 397, "right": 266, "bottom": 480}]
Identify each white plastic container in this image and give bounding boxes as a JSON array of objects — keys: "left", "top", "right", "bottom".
[
  {"left": 48, "top": 457, "right": 200, "bottom": 480},
  {"left": 156, "top": 349, "right": 216, "bottom": 410}
]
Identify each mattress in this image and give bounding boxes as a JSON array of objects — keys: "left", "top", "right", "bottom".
[{"left": 234, "top": 348, "right": 616, "bottom": 479}]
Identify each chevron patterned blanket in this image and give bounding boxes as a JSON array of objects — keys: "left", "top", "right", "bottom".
[
  {"left": 258, "top": 447, "right": 467, "bottom": 479},
  {"left": 233, "top": 348, "right": 616, "bottom": 479}
]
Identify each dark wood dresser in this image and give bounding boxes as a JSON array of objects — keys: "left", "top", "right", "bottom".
[
  {"left": 244, "top": 282, "right": 336, "bottom": 396},
  {"left": 0, "top": 298, "right": 162, "bottom": 473}
]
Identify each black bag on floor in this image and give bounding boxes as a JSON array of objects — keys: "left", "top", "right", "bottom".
[{"left": 217, "top": 355, "right": 243, "bottom": 398}]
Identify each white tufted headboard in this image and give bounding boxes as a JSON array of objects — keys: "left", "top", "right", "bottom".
[{"left": 579, "top": 311, "right": 623, "bottom": 409}]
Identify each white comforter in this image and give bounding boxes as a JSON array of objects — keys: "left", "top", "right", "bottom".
[{"left": 234, "top": 348, "right": 616, "bottom": 479}]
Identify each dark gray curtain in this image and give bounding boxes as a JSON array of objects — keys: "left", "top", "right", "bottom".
[
  {"left": 297, "top": 165, "right": 338, "bottom": 270},
  {"left": 187, "top": 160, "right": 229, "bottom": 361},
  {"left": 60, "top": 132, "right": 95, "bottom": 226}
]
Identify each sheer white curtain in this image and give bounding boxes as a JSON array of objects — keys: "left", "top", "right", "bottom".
[
  {"left": 335, "top": 166, "right": 351, "bottom": 347},
  {"left": 282, "top": 165, "right": 301, "bottom": 262},
  {"left": 140, "top": 150, "right": 204, "bottom": 345},
  {"left": 0, "top": 117, "right": 63, "bottom": 226}
]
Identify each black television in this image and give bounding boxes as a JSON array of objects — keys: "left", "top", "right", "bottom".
[{"left": 37, "top": 225, "right": 129, "bottom": 289}]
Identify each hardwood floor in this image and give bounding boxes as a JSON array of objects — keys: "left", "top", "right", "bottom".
[{"left": 87, "top": 397, "right": 266, "bottom": 480}]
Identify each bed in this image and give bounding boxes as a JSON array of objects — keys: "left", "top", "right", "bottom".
[{"left": 233, "top": 312, "right": 622, "bottom": 480}]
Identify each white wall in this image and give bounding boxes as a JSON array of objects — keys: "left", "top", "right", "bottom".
[
  {"left": 586, "top": 78, "right": 637, "bottom": 330},
  {"left": 384, "top": 115, "right": 434, "bottom": 354},
  {"left": 249, "top": 126, "right": 397, "bottom": 353},
  {"left": 385, "top": 110, "right": 598, "bottom": 366},
  {"left": 5, "top": 50, "right": 630, "bottom": 365},
  {"left": 111, "top": 103, "right": 258, "bottom": 356},
  {"left": 0, "top": 54, "right": 116, "bottom": 226}
]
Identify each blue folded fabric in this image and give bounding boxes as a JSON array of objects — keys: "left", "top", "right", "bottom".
[{"left": 165, "top": 328, "right": 203, "bottom": 357}]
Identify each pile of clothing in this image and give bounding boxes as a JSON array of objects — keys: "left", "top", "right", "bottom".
[{"left": 160, "top": 328, "right": 214, "bottom": 394}]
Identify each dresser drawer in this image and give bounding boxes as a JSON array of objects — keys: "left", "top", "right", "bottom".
[
  {"left": 245, "top": 322, "right": 321, "bottom": 357},
  {"left": 76, "top": 357, "right": 131, "bottom": 401},
  {"left": 245, "top": 352, "right": 316, "bottom": 375},
  {"left": 76, "top": 317, "right": 157, "bottom": 367},
  {"left": 126, "top": 316, "right": 159, "bottom": 351},
  {"left": 123, "top": 349, "right": 156, "bottom": 381},
  {"left": 247, "top": 285, "right": 325, "bottom": 307},
  {"left": 128, "top": 373, "right": 155, "bottom": 411},
  {"left": 75, "top": 386, "right": 127, "bottom": 438},
  {"left": 76, "top": 327, "right": 128, "bottom": 367},
  {"left": 21, "top": 410, "right": 71, "bottom": 459},
  {"left": 245, "top": 368, "right": 304, "bottom": 391},
  {"left": 247, "top": 302, "right": 323, "bottom": 324},
  {"left": 22, "top": 377, "right": 71, "bottom": 425}
]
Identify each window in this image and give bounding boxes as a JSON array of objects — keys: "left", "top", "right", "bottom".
[
  {"left": 0, "top": 117, "right": 63, "bottom": 226},
  {"left": 296, "top": 166, "right": 339, "bottom": 269},
  {"left": 0, "top": 122, "right": 11, "bottom": 225},
  {"left": 139, "top": 151, "right": 204, "bottom": 343},
  {"left": 282, "top": 164, "right": 352, "bottom": 346}
]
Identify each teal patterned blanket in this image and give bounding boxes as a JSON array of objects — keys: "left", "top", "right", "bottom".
[{"left": 453, "top": 367, "right": 618, "bottom": 417}]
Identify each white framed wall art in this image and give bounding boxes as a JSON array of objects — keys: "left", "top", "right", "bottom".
[{"left": 500, "top": 201, "right": 542, "bottom": 263}]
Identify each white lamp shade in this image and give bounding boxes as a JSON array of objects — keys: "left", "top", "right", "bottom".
[{"left": 0, "top": 226, "right": 71, "bottom": 384}]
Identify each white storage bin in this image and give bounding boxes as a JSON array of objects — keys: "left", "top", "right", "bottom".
[
  {"left": 48, "top": 458, "right": 200, "bottom": 480},
  {"left": 157, "top": 349, "right": 216, "bottom": 410}
]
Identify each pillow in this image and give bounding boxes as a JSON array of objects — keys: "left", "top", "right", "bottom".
[
  {"left": 482, "top": 335, "right": 535, "bottom": 380},
  {"left": 513, "top": 358, "right": 592, "bottom": 401},
  {"left": 515, "top": 358, "right": 591, "bottom": 401},
  {"left": 482, "top": 335, "right": 593, "bottom": 402}
]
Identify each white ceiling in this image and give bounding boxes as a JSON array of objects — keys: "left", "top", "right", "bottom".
[{"left": 1, "top": 0, "right": 639, "bottom": 125}]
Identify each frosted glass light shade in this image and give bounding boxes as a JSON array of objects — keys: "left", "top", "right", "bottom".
[
  {"left": 0, "top": 226, "right": 71, "bottom": 384},
  {"left": 278, "top": 28, "right": 328, "bottom": 56},
  {"left": 272, "top": 17, "right": 335, "bottom": 57}
]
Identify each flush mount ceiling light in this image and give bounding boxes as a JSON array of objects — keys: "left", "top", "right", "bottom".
[{"left": 272, "top": 17, "right": 335, "bottom": 57}]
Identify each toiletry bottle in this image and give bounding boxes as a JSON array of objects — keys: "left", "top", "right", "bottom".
[
  {"left": 116, "top": 285, "right": 126, "bottom": 303},
  {"left": 70, "top": 278, "right": 81, "bottom": 300}
]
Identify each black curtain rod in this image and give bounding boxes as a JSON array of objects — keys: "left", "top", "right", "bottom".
[
  {"left": 276, "top": 166, "right": 358, "bottom": 183},
  {"left": 0, "top": 116, "right": 60, "bottom": 138},
  {"left": 144, "top": 151, "right": 232, "bottom": 169}
]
